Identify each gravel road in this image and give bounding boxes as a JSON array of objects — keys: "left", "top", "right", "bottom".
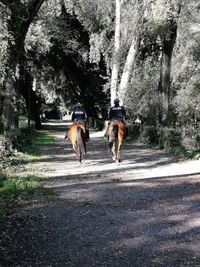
[{"left": 1, "top": 120, "right": 200, "bottom": 267}]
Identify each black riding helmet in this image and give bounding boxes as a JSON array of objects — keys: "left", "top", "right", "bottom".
[
  {"left": 114, "top": 98, "right": 120, "bottom": 105},
  {"left": 74, "top": 103, "right": 81, "bottom": 108}
]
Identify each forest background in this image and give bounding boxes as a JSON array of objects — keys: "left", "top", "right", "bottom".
[{"left": 0, "top": 0, "right": 199, "bottom": 152}]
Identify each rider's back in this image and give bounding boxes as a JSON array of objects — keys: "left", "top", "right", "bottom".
[{"left": 72, "top": 106, "right": 86, "bottom": 123}]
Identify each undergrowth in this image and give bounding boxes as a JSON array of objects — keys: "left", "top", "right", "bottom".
[
  {"left": 0, "top": 131, "right": 55, "bottom": 232},
  {"left": 0, "top": 171, "right": 55, "bottom": 232}
]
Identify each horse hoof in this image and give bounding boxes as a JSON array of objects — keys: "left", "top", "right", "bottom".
[
  {"left": 116, "top": 159, "right": 121, "bottom": 164},
  {"left": 112, "top": 156, "right": 116, "bottom": 161}
]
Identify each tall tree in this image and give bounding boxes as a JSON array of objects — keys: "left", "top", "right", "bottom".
[
  {"left": 118, "top": 0, "right": 145, "bottom": 104},
  {"left": 153, "top": 0, "right": 182, "bottom": 125},
  {"left": 0, "top": 0, "right": 45, "bottom": 132},
  {"left": 110, "top": 0, "right": 121, "bottom": 105}
]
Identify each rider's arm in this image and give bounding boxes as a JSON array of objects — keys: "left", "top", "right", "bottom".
[
  {"left": 84, "top": 111, "right": 87, "bottom": 120},
  {"left": 121, "top": 107, "right": 126, "bottom": 119},
  {"left": 108, "top": 108, "right": 113, "bottom": 120},
  {"left": 119, "top": 107, "right": 126, "bottom": 121},
  {"left": 71, "top": 112, "right": 75, "bottom": 121}
]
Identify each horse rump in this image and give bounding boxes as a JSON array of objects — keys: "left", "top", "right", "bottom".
[
  {"left": 109, "top": 124, "right": 118, "bottom": 151},
  {"left": 76, "top": 126, "right": 86, "bottom": 163}
]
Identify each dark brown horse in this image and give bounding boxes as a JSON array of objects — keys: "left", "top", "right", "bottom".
[
  {"left": 108, "top": 121, "right": 127, "bottom": 163},
  {"left": 67, "top": 123, "right": 88, "bottom": 163}
]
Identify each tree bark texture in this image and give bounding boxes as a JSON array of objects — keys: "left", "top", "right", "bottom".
[
  {"left": 110, "top": 0, "right": 121, "bottom": 106},
  {"left": 118, "top": 36, "right": 139, "bottom": 105},
  {"left": 158, "top": 21, "right": 178, "bottom": 126},
  {"left": 19, "top": 72, "right": 41, "bottom": 129}
]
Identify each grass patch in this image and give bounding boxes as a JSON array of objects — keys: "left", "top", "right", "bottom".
[
  {"left": 32, "top": 131, "right": 55, "bottom": 146},
  {"left": 24, "top": 131, "right": 55, "bottom": 157},
  {"left": 0, "top": 131, "right": 56, "bottom": 231},
  {"left": 0, "top": 171, "right": 55, "bottom": 231},
  {"left": 126, "top": 138, "right": 200, "bottom": 160},
  {"left": 0, "top": 171, "right": 55, "bottom": 199},
  {"left": 179, "top": 148, "right": 200, "bottom": 159}
]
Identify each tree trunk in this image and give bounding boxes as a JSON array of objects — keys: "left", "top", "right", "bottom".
[
  {"left": 110, "top": 0, "right": 121, "bottom": 106},
  {"left": 19, "top": 72, "right": 42, "bottom": 129},
  {"left": 118, "top": 36, "right": 139, "bottom": 104},
  {"left": 158, "top": 21, "right": 177, "bottom": 126},
  {"left": 1, "top": 52, "right": 19, "bottom": 132},
  {"left": 0, "top": 0, "right": 45, "bottom": 133}
]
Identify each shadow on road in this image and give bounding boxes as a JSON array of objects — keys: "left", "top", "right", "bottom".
[{"left": 1, "top": 120, "right": 200, "bottom": 267}]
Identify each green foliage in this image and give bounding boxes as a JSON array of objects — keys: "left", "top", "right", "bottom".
[
  {"left": 5, "top": 126, "right": 34, "bottom": 152},
  {"left": 195, "top": 133, "right": 200, "bottom": 150},
  {"left": 3, "top": 127, "right": 55, "bottom": 158},
  {"left": 0, "top": 170, "right": 55, "bottom": 231},
  {"left": 0, "top": 0, "right": 199, "bottom": 142},
  {"left": 0, "top": 174, "right": 42, "bottom": 198},
  {"left": 127, "top": 125, "right": 195, "bottom": 157},
  {"left": 31, "top": 131, "right": 55, "bottom": 146},
  {"left": 125, "top": 57, "right": 160, "bottom": 125},
  {"left": 127, "top": 124, "right": 141, "bottom": 141},
  {"left": 159, "top": 127, "right": 182, "bottom": 151},
  {"left": 23, "top": 131, "right": 55, "bottom": 156},
  {"left": 127, "top": 124, "right": 159, "bottom": 145},
  {"left": 147, "top": 20, "right": 167, "bottom": 41},
  {"left": 140, "top": 126, "right": 159, "bottom": 145},
  {"left": 182, "top": 127, "right": 200, "bottom": 151}
]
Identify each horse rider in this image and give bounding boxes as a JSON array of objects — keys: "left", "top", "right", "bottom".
[
  {"left": 65, "top": 103, "right": 90, "bottom": 141},
  {"left": 104, "top": 98, "right": 127, "bottom": 138},
  {"left": 71, "top": 102, "right": 87, "bottom": 124}
]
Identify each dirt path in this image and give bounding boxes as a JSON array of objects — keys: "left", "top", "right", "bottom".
[{"left": 1, "top": 121, "right": 200, "bottom": 267}]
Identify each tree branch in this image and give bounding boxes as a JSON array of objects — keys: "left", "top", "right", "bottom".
[{"left": 27, "top": 0, "right": 45, "bottom": 24}]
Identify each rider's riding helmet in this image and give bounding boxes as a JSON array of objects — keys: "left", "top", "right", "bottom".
[
  {"left": 114, "top": 98, "right": 120, "bottom": 105},
  {"left": 75, "top": 102, "right": 81, "bottom": 108}
]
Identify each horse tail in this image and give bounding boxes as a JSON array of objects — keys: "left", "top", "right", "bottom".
[
  {"left": 109, "top": 124, "right": 118, "bottom": 151},
  {"left": 76, "top": 126, "right": 85, "bottom": 163}
]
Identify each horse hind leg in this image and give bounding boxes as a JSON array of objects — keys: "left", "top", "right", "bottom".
[
  {"left": 116, "top": 141, "right": 122, "bottom": 163},
  {"left": 112, "top": 144, "right": 116, "bottom": 161},
  {"left": 83, "top": 142, "right": 87, "bottom": 155},
  {"left": 73, "top": 143, "right": 81, "bottom": 164},
  {"left": 112, "top": 141, "right": 118, "bottom": 161},
  {"left": 82, "top": 142, "right": 87, "bottom": 164}
]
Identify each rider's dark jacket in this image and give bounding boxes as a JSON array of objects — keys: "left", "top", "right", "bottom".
[
  {"left": 109, "top": 105, "right": 126, "bottom": 122},
  {"left": 72, "top": 107, "right": 87, "bottom": 123}
]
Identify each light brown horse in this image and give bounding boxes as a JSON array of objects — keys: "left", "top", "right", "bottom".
[
  {"left": 108, "top": 121, "right": 127, "bottom": 163},
  {"left": 67, "top": 123, "right": 88, "bottom": 163}
]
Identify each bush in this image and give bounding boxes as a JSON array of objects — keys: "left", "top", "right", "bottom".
[
  {"left": 160, "top": 127, "right": 183, "bottom": 150},
  {"left": 195, "top": 133, "right": 200, "bottom": 150},
  {"left": 181, "top": 127, "right": 200, "bottom": 151},
  {"left": 127, "top": 123, "right": 141, "bottom": 141},
  {"left": 0, "top": 135, "right": 14, "bottom": 158},
  {"left": 140, "top": 126, "right": 159, "bottom": 145},
  {"left": 5, "top": 125, "right": 34, "bottom": 152}
]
